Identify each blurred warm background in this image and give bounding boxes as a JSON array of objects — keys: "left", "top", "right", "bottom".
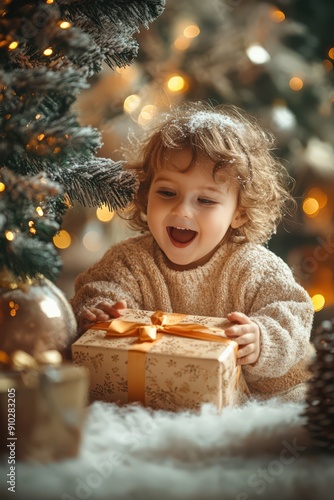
[{"left": 54, "top": 0, "right": 334, "bottom": 331}]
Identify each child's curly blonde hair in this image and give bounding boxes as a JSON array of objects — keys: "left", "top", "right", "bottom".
[{"left": 121, "top": 101, "right": 295, "bottom": 245}]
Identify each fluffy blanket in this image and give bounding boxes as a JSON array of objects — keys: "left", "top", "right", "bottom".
[{"left": 1, "top": 399, "right": 333, "bottom": 500}]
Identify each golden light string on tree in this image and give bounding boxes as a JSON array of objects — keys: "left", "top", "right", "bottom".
[{"left": 59, "top": 21, "right": 71, "bottom": 29}]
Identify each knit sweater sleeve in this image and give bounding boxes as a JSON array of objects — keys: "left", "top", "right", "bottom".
[
  {"left": 229, "top": 244, "right": 314, "bottom": 379},
  {"left": 70, "top": 236, "right": 147, "bottom": 321}
]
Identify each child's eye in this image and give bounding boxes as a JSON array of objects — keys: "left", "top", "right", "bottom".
[
  {"left": 198, "top": 197, "right": 217, "bottom": 206},
  {"left": 157, "top": 190, "right": 175, "bottom": 198}
]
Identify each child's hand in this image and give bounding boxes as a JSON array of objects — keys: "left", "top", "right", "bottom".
[
  {"left": 77, "top": 300, "right": 127, "bottom": 335},
  {"left": 225, "top": 311, "right": 260, "bottom": 366}
]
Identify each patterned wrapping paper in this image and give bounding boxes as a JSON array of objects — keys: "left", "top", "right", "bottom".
[
  {"left": 72, "top": 309, "right": 249, "bottom": 412},
  {"left": 0, "top": 364, "right": 89, "bottom": 462}
]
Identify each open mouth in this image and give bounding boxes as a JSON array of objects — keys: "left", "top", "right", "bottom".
[{"left": 166, "top": 226, "right": 198, "bottom": 247}]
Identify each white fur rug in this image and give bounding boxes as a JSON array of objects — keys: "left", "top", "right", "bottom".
[{"left": 1, "top": 399, "right": 333, "bottom": 500}]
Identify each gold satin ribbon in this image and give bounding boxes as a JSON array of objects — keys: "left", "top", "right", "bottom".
[
  {"left": 93, "top": 310, "right": 234, "bottom": 344},
  {"left": 91, "top": 310, "right": 239, "bottom": 404}
]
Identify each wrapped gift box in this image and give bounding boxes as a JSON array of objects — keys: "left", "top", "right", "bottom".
[
  {"left": 0, "top": 362, "right": 89, "bottom": 462},
  {"left": 72, "top": 309, "right": 249, "bottom": 412}
]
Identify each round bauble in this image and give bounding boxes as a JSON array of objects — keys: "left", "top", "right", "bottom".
[{"left": 0, "top": 269, "right": 77, "bottom": 358}]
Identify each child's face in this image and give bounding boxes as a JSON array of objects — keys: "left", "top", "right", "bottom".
[{"left": 147, "top": 149, "right": 245, "bottom": 270}]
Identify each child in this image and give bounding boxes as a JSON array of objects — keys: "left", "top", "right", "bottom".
[{"left": 71, "top": 102, "right": 314, "bottom": 403}]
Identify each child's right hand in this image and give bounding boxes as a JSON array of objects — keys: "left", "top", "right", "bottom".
[{"left": 77, "top": 300, "right": 127, "bottom": 335}]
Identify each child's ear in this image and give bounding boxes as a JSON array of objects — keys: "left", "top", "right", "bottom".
[{"left": 231, "top": 210, "right": 247, "bottom": 229}]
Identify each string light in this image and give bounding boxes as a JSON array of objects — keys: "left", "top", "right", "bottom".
[
  {"left": 328, "top": 47, "right": 334, "bottom": 60},
  {"left": 96, "top": 205, "right": 115, "bottom": 222},
  {"left": 0, "top": 182, "right": 5, "bottom": 192},
  {"left": 37, "top": 133, "right": 45, "bottom": 141},
  {"left": 9, "top": 301, "right": 19, "bottom": 317},
  {"left": 53, "top": 230, "right": 71, "bottom": 249},
  {"left": 323, "top": 60, "right": 333, "bottom": 71},
  {"left": 302, "top": 197, "right": 319, "bottom": 216},
  {"left": 173, "top": 36, "right": 191, "bottom": 51},
  {"left": 46, "top": 0, "right": 54, "bottom": 4},
  {"left": 82, "top": 231, "right": 102, "bottom": 252},
  {"left": 269, "top": 8, "right": 285, "bottom": 23},
  {"left": 59, "top": 21, "right": 71, "bottom": 29},
  {"left": 35, "top": 114, "right": 41, "bottom": 119},
  {"left": 246, "top": 44, "right": 271, "bottom": 64},
  {"left": 43, "top": 47, "right": 53, "bottom": 56},
  {"left": 36, "top": 206, "right": 44, "bottom": 216},
  {"left": 306, "top": 187, "right": 328, "bottom": 209},
  {"left": 137, "top": 104, "right": 157, "bottom": 125},
  {"left": 5, "top": 230, "right": 15, "bottom": 241},
  {"left": 289, "top": 77, "right": 303, "bottom": 91},
  {"left": 167, "top": 75, "right": 187, "bottom": 92},
  {"left": 123, "top": 94, "right": 141, "bottom": 113},
  {"left": 8, "top": 41, "right": 18, "bottom": 50},
  {"left": 183, "top": 24, "right": 200, "bottom": 38},
  {"left": 115, "top": 65, "right": 138, "bottom": 82},
  {"left": 312, "top": 294, "right": 325, "bottom": 312},
  {"left": 271, "top": 104, "right": 296, "bottom": 131}
]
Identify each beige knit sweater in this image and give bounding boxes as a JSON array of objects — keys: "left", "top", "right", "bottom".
[{"left": 71, "top": 233, "right": 315, "bottom": 403}]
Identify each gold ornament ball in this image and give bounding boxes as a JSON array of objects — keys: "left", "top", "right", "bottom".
[{"left": 0, "top": 272, "right": 77, "bottom": 357}]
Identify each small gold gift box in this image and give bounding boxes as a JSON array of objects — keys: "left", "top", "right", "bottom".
[
  {"left": 72, "top": 310, "right": 249, "bottom": 412},
  {"left": 0, "top": 350, "right": 89, "bottom": 462}
]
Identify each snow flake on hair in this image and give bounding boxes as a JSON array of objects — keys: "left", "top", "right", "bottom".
[{"left": 187, "top": 111, "right": 235, "bottom": 132}]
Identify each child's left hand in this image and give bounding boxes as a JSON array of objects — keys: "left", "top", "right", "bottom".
[{"left": 225, "top": 311, "right": 260, "bottom": 366}]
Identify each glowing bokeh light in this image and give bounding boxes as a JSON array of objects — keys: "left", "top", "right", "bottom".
[
  {"left": 173, "top": 36, "right": 191, "bottom": 51},
  {"left": 167, "top": 75, "right": 186, "bottom": 92},
  {"left": 312, "top": 294, "right": 325, "bottom": 312},
  {"left": 183, "top": 24, "right": 200, "bottom": 38},
  {"left": 302, "top": 197, "right": 319, "bottom": 216},
  {"left": 246, "top": 44, "right": 271, "bottom": 64},
  {"left": 43, "top": 47, "right": 53, "bottom": 56},
  {"left": 323, "top": 59, "right": 333, "bottom": 71},
  {"left": 53, "top": 230, "right": 71, "bottom": 249},
  {"left": 141, "top": 104, "right": 157, "bottom": 120},
  {"left": 271, "top": 105, "right": 296, "bottom": 131},
  {"left": 83, "top": 231, "right": 102, "bottom": 252},
  {"left": 96, "top": 205, "right": 115, "bottom": 222},
  {"left": 289, "top": 77, "right": 303, "bottom": 91},
  {"left": 123, "top": 94, "right": 141, "bottom": 113},
  {"left": 5, "top": 231, "right": 15, "bottom": 241},
  {"left": 269, "top": 9, "right": 285, "bottom": 22},
  {"left": 59, "top": 21, "right": 71, "bottom": 29},
  {"left": 8, "top": 41, "right": 18, "bottom": 50},
  {"left": 306, "top": 187, "right": 328, "bottom": 209}
]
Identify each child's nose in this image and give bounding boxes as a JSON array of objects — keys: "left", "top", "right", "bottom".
[{"left": 171, "top": 199, "right": 192, "bottom": 218}]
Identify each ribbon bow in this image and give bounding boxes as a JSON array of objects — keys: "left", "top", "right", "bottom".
[
  {"left": 0, "top": 349, "right": 62, "bottom": 371},
  {"left": 92, "top": 310, "right": 232, "bottom": 344}
]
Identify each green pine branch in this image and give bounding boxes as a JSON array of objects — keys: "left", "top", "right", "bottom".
[{"left": 0, "top": 0, "right": 165, "bottom": 279}]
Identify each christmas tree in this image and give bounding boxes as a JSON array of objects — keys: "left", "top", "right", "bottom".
[
  {"left": 74, "top": 0, "right": 333, "bottom": 323},
  {"left": 0, "top": 0, "right": 165, "bottom": 281}
]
